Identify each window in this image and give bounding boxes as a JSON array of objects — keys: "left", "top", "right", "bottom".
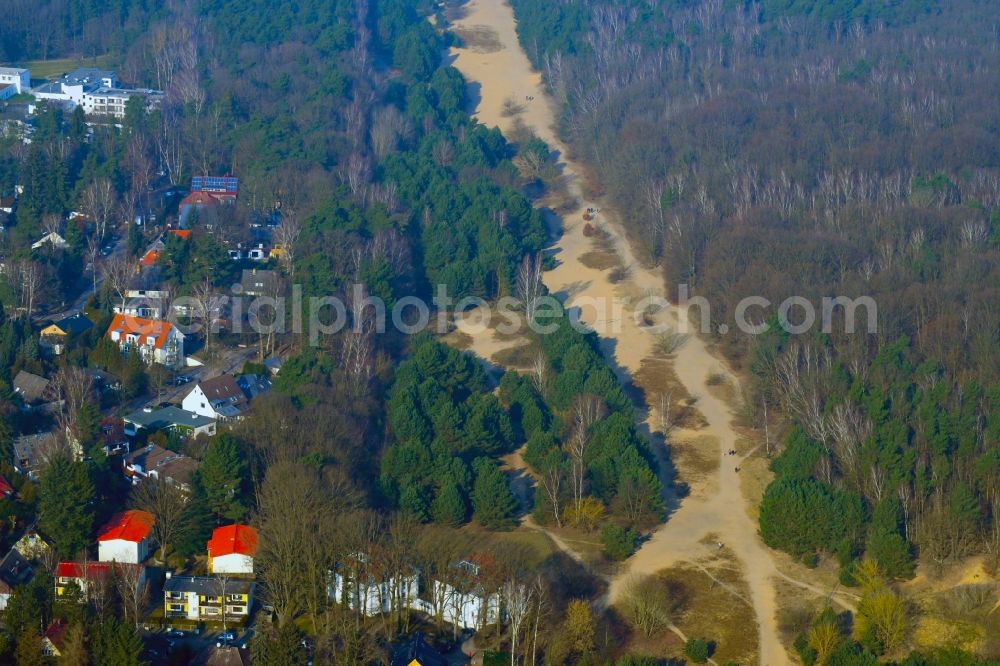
[
  {"left": 168, "top": 604, "right": 184, "bottom": 612},
  {"left": 227, "top": 606, "right": 246, "bottom": 615},
  {"left": 203, "top": 606, "right": 220, "bottom": 615}
]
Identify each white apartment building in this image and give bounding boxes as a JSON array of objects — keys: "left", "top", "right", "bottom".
[
  {"left": 0, "top": 67, "right": 30, "bottom": 95},
  {"left": 31, "top": 68, "right": 162, "bottom": 119}
]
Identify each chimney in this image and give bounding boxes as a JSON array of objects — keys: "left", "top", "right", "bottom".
[{"left": 165, "top": 571, "right": 172, "bottom": 579}]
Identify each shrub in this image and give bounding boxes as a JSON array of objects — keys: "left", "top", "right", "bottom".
[
  {"left": 600, "top": 524, "right": 636, "bottom": 561},
  {"left": 654, "top": 328, "right": 690, "bottom": 355},
  {"left": 685, "top": 638, "right": 712, "bottom": 663}
]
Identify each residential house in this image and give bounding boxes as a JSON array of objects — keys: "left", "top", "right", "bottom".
[
  {"left": 0, "top": 548, "right": 33, "bottom": 610},
  {"left": 139, "top": 247, "right": 161, "bottom": 267},
  {"left": 390, "top": 634, "right": 447, "bottom": 666},
  {"left": 0, "top": 195, "right": 15, "bottom": 214},
  {"left": 0, "top": 67, "right": 30, "bottom": 94},
  {"left": 124, "top": 443, "right": 199, "bottom": 492},
  {"left": 206, "top": 646, "right": 252, "bottom": 666},
  {"left": 423, "top": 559, "right": 501, "bottom": 630},
  {"left": 236, "top": 374, "right": 271, "bottom": 400},
  {"left": 191, "top": 175, "right": 238, "bottom": 202},
  {"left": 31, "top": 68, "right": 163, "bottom": 119},
  {"left": 239, "top": 268, "right": 278, "bottom": 297},
  {"left": 178, "top": 190, "right": 219, "bottom": 228},
  {"left": 31, "top": 231, "right": 67, "bottom": 250},
  {"left": 97, "top": 510, "right": 155, "bottom": 564},
  {"left": 116, "top": 270, "right": 170, "bottom": 319},
  {"left": 263, "top": 356, "right": 284, "bottom": 376},
  {"left": 54, "top": 561, "right": 146, "bottom": 600},
  {"left": 246, "top": 244, "right": 268, "bottom": 261},
  {"left": 42, "top": 620, "right": 68, "bottom": 658},
  {"left": 106, "top": 313, "right": 185, "bottom": 368},
  {"left": 163, "top": 574, "right": 255, "bottom": 623},
  {"left": 12, "top": 370, "right": 56, "bottom": 405},
  {"left": 207, "top": 525, "right": 257, "bottom": 575},
  {"left": 330, "top": 553, "right": 420, "bottom": 618},
  {"left": 39, "top": 313, "right": 94, "bottom": 355},
  {"left": 116, "top": 296, "right": 165, "bottom": 319},
  {"left": 12, "top": 431, "right": 61, "bottom": 478},
  {"left": 123, "top": 406, "right": 217, "bottom": 438},
  {"left": 182, "top": 375, "right": 249, "bottom": 421},
  {"left": 87, "top": 368, "right": 122, "bottom": 394}
]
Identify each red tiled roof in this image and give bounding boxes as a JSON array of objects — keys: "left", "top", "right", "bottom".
[
  {"left": 56, "top": 561, "right": 111, "bottom": 578},
  {"left": 0, "top": 475, "right": 13, "bottom": 495},
  {"left": 140, "top": 248, "right": 161, "bottom": 266},
  {"left": 208, "top": 524, "right": 258, "bottom": 558},
  {"left": 97, "top": 510, "right": 154, "bottom": 543},
  {"left": 106, "top": 313, "right": 178, "bottom": 350},
  {"left": 168, "top": 229, "right": 192, "bottom": 239},
  {"left": 197, "top": 375, "right": 247, "bottom": 406},
  {"left": 180, "top": 191, "right": 219, "bottom": 207},
  {"left": 55, "top": 561, "right": 143, "bottom": 579},
  {"left": 44, "top": 620, "right": 68, "bottom": 649}
]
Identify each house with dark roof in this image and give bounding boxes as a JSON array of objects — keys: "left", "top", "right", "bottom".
[
  {"left": 206, "top": 646, "right": 251, "bottom": 666},
  {"left": 0, "top": 548, "right": 34, "bottom": 610},
  {"left": 39, "top": 313, "right": 94, "bottom": 355},
  {"left": 239, "top": 268, "right": 278, "bottom": 297},
  {"left": 163, "top": 575, "right": 254, "bottom": 623},
  {"left": 106, "top": 313, "right": 185, "bottom": 368},
  {"left": 124, "top": 444, "right": 199, "bottom": 492},
  {"left": 12, "top": 431, "right": 61, "bottom": 478},
  {"left": 123, "top": 405, "right": 217, "bottom": 438},
  {"left": 97, "top": 510, "right": 155, "bottom": 564},
  {"left": 236, "top": 374, "right": 271, "bottom": 401},
  {"left": 191, "top": 175, "right": 238, "bottom": 201},
  {"left": 208, "top": 525, "right": 257, "bottom": 575},
  {"left": 182, "top": 375, "right": 249, "bottom": 420},
  {"left": 12, "top": 370, "right": 57, "bottom": 405}
]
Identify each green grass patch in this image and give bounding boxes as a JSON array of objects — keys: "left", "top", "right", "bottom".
[{"left": 23, "top": 55, "right": 112, "bottom": 80}]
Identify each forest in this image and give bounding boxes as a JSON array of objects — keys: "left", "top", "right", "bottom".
[{"left": 507, "top": 0, "right": 1000, "bottom": 662}]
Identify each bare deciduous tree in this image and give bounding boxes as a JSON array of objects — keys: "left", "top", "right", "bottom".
[
  {"left": 516, "top": 254, "right": 544, "bottom": 324},
  {"left": 80, "top": 178, "right": 116, "bottom": 242},
  {"left": 272, "top": 214, "right": 300, "bottom": 278},
  {"left": 115, "top": 564, "right": 150, "bottom": 627},
  {"left": 619, "top": 574, "right": 671, "bottom": 637},
  {"left": 102, "top": 255, "right": 139, "bottom": 313},
  {"left": 191, "top": 280, "right": 224, "bottom": 358},
  {"left": 565, "top": 395, "right": 607, "bottom": 514},
  {"left": 53, "top": 366, "right": 95, "bottom": 445},
  {"left": 131, "top": 475, "right": 189, "bottom": 563},
  {"left": 504, "top": 579, "right": 534, "bottom": 666}
]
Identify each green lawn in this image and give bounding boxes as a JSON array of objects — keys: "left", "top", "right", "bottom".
[{"left": 22, "top": 55, "right": 112, "bottom": 81}]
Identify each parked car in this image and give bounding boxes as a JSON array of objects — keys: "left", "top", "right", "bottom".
[
  {"left": 173, "top": 375, "right": 192, "bottom": 385},
  {"left": 218, "top": 631, "right": 236, "bottom": 643}
]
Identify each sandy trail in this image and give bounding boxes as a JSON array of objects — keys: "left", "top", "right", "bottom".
[{"left": 448, "top": 1, "right": 791, "bottom": 663}]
